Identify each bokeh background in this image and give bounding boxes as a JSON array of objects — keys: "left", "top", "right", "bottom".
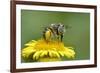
[{"left": 21, "top": 9, "right": 90, "bottom": 61}]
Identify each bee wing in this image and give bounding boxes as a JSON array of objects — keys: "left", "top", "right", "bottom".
[
  {"left": 65, "top": 25, "right": 72, "bottom": 29},
  {"left": 64, "top": 28, "right": 66, "bottom": 32}
]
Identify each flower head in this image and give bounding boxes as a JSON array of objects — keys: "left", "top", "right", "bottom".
[{"left": 22, "top": 39, "right": 75, "bottom": 62}]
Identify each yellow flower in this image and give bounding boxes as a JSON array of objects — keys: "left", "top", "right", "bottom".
[{"left": 22, "top": 39, "right": 75, "bottom": 62}]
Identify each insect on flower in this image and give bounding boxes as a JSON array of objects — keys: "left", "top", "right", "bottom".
[{"left": 42, "top": 23, "right": 70, "bottom": 42}]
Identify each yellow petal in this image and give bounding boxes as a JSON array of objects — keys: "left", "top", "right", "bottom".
[
  {"left": 64, "top": 47, "right": 75, "bottom": 58},
  {"left": 40, "top": 51, "right": 48, "bottom": 57},
  {"left": 58, "top": 51, "right": 64, "bottom": 56},
  {"left": 49, "top": 50, "right": 54, "bottom": 58},
  {"left": 25, "top": 40, "right": 37, "bottom": 47},
  {"left": 64, "top": 50, "right": 75, "bottom": 58},
  {"left": 33, "top": 51, "right": 43, "bottom": 60},
  {"left": 51, "top": 51, "right": 60, "bottom": 58},
  {"left": 22, "top": 47, "right": 35, "bottom": 59}
]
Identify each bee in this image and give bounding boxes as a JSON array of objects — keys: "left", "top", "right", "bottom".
[
  {"left": 50, "top": 23, "right": 66, "bottom": 42},
  {"left": 43, "top": 23, "right": 70, "bottom": 42}
]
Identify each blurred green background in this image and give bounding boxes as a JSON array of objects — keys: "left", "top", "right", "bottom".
[{"left": 21, "top": 10, "right": 90, "bottom": 61}]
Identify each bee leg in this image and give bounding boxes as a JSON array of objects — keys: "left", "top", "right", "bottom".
[
  {"left": 43, "top": 33, "right": 46, "bottom": 40},
  {"left": 60, "top": 34, "right": 63, "bottom": 42},
  {"left": 43, "top": 33, "right": 48, "bottom": 43},
  {"left": 57, "top": 35, "right": 60, "bottom": 41},
  {"left": 56, "top": 35, "right": 61, "bottom": 44}
]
